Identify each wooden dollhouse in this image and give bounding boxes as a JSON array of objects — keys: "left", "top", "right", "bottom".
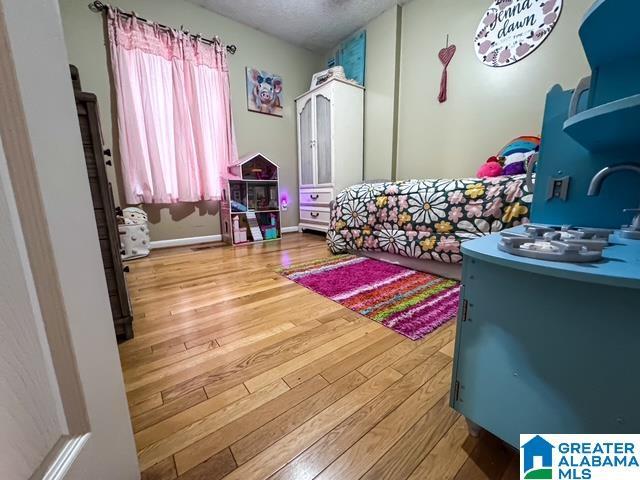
[{"left": 220, "top": 153, "right": 281, "bottom": 245}]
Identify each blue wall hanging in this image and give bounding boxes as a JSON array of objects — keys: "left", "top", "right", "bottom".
[{"left": 335, "top": 31, "right": 366, "bottom": 85}]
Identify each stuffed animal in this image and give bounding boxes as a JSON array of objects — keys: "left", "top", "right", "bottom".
[
  {"left": 502, "top": 152, "right": 526, "bottom": 175},
  {"left": 499, "top": 136, "right": 540, "bottom": 175},
  {"left": 477, "top": 156, "right": 504, "bottom": 178},
  {"left": 503, "top": 162, "right": 525, "bottom": 175},
  {"left": 476, "top": 136, "right": 541, "bottom": 178},
  {"left": 503, "top": 151, "right": 536, "bottom": 176}
]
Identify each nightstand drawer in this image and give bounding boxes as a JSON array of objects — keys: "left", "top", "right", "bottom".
[
  {"left": 300, "top": 188, "right": 333, "bottom": 206},
  {"left": 300, "top": 207, "right": 330, "bottom": 225}
]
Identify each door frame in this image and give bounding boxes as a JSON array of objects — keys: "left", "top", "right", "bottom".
[{"left": 0, "top": 1, "right": 139, "bottom": 478}]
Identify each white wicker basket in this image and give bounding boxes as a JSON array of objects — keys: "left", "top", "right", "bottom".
[{"left": 119, "top": 207, "right": 150, "bottom": 260}]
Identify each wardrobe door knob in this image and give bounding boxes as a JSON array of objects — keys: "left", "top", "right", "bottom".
[
  {"left": 103, "top": 148, "right": 112, "bottom": 157},
  {"left": 105, "top": 160, "right": 113, "bottom": 166},
  {"left": 123, "top": 266, "right": 130, "bottom": 273}
]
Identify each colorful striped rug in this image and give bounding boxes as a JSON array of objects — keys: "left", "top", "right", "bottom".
[{"left": 279, "top": 255, "right": 460, "bottom": 341}]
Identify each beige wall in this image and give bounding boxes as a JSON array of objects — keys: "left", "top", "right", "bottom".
[
  {"left": 59, "top": 0, "right": 320, "bottom": 241},
  {"left": 359, "top": 6, "right": 400, "bottom": 181},
  {"left": 323, "top": 6, "right": 400, "bottom": 182},
  {"left": 396, "top": 0, "right": 592, "bottom": 179},
  {"left": 60, "top": 0, "right": 595, "bottom": 242}
]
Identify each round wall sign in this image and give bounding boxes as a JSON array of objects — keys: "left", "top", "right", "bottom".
[{"left": 474, "top": 0, "right": 563, "bottom": 67}]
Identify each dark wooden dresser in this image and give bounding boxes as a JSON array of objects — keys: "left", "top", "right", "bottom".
[{"left": 71, "top": 65, "right": 133, "bottom": 340}]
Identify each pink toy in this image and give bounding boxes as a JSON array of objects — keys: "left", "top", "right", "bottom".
[{"left": 477, "top": 156, "right": 503, "bottom": 178}]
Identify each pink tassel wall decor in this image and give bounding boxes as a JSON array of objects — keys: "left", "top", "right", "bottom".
[{"left": 438, "top": 36, "right": 456, "bottom": 103}]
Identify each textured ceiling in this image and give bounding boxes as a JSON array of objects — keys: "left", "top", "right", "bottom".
[{"left": 188, "top": 0, "right": 401, "bottom": 52}]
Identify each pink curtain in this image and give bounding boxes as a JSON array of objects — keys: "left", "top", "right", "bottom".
[{"left": 107, "top": 8, "right": 238, "bottom": 204}]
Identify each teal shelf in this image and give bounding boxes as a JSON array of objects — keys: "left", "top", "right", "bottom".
[
  {"left": 461, "top": 226, "right": 640, "bottom": 290},
  {"left": 563, "top": 93, "right": 640, "bottom": 151},
  {"left": 579, "top": 0, "right": 640, "bottom": 68}
]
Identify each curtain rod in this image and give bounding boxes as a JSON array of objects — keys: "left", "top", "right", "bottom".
[{"left": 87, "top": 0, "right": 237, "bottom": 55}]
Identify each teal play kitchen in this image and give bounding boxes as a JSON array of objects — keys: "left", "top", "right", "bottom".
[{"left": 450, "top": 0, "right": 640, "bottom": 447}]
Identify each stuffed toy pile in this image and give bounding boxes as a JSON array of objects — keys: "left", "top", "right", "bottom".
[{"left": 477, "top": 135, "right": 540, "bottom": 178}]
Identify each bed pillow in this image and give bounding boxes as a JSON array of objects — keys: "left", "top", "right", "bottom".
[{"left": 498, "top": 135, "right": 540, "bottom": 157}]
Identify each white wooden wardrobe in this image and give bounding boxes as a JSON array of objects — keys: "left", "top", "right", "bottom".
[{"left": 295, "top": 78, "right": 364, "bottom": 232}]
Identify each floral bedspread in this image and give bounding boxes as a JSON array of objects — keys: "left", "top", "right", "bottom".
[{"left": 327, "top": 175, "right": 532, "bottom": 264}]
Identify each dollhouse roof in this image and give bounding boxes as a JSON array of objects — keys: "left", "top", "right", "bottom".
[{"left": 231, "top": 152, "right": 279, "bottom": 168}]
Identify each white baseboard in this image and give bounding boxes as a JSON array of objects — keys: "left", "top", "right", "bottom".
[
  {"left": 150, "top": 227, "right": 301, "bottom": 250},
  {"left": 150, "top": 234, "right": 222, "bottom": 249}
]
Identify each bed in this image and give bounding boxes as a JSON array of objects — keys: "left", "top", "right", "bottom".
[{"left": 326, "top": 174, "right": 533, "bottom": 279}]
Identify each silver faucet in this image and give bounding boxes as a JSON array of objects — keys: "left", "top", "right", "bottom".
[{"left": 588, "top": 163, "right": 640, "bottom": 239}]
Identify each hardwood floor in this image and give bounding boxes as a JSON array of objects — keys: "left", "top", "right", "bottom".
[{"left": 118, "top": 233, "right": 518, "bottom": 480}]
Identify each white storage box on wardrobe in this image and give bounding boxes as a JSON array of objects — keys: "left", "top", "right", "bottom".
[{"left": 295, "top": 78, "right": 364, "bottom": 232}]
